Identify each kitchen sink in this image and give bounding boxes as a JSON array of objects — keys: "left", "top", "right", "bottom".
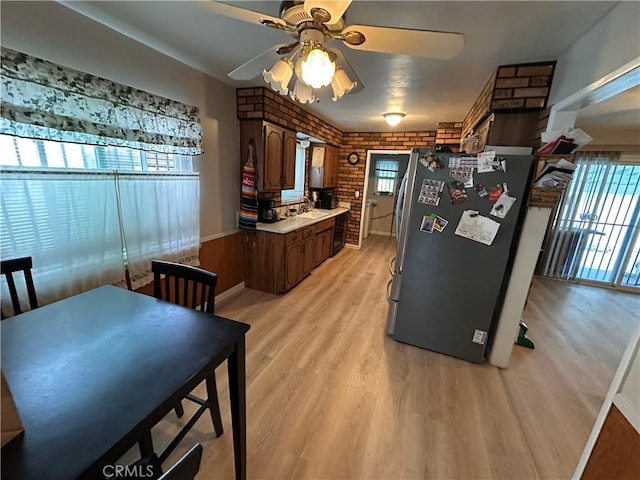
[{"left": 296, "top": 211, "right": 330, "bottom": 219}]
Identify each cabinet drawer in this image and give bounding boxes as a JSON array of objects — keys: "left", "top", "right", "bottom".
[
  {"left": 315, "top": 218, "right": 334, "bottom": 233},
  {"left": 303, "top": 226, "right": 315, "bottom": 239},
  {"left": 284, "top": 230, "right": 303, "bottom": 246}
]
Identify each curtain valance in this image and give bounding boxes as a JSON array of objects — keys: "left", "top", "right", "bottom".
[{"left": 0, "top": 48, "right": 203, "bottom": 155}]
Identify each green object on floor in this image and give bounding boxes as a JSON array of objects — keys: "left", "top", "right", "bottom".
[{"left": 516, "top": 321, "right": 535, "bottom": 349}]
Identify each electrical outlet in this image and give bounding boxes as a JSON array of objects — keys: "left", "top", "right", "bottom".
[{"left": 355, "top": 190, "right": 360, "bottom": 199}]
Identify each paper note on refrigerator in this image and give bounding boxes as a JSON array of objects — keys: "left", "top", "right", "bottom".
[
  {"left": 454, "top": 210, "right": 501, "bottom": 246},
  {"left": 477, "top": 151, "right": 496, "bottom": 173},
  {"left": 489, "top": 192, "right": 516, "bottom": 219}
]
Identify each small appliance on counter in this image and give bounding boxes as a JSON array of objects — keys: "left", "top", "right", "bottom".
[
  {"left": 257, "top": 199, "right": 278, "bottom": 223},
  {"left": 312, "top": 188, "right": 338, "bottom": 209}
]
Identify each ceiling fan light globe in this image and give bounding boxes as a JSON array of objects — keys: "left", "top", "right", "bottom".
[
  {"left": 290, "top": 79, "right": 316, "bottom": 104},
  {"left": 263, "top": 58, "right": 294, "bottom": 95},
  {"left": 300, "top": 48, "right": 335, "bottom": 88},
  {"left": 334, "top": 67, "right": 356, "bottom": 93},
  {"left": 330, "top": 76, "right": 346, "bottom": 101}
]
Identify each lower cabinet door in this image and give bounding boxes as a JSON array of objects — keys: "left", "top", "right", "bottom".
[
  {"left": 285, "top": 242, "right": 304, "bottom": 290},
  {"left": 322, "top": 228, "right": 334, "bottom": 260},
  {"left": 303, "top": 236, "right": 315, "bottom": 275},
  {"left": 314, "top": 232, "right": 325, "bottom": 266}
]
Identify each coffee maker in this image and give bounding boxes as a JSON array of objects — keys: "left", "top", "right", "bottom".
[{"left": 258, "top": 199, "right": 278, "bottom": 223}]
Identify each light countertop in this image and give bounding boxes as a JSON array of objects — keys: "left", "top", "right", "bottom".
[{"left": 257, "top": 207, "right": 349, "bottom": 234}]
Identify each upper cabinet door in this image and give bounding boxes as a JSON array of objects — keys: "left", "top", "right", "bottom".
[
  {"left": 282, "top": 129, "right": 297, "bottom": 190},
  {"left": 308, "top": 144, "right": 339, "bottom": 189},
  {"left": 325, "top": 145, "right": 338, "bottom": 188},
  {"left": 263, "top": 123, "right": 284, "bottom": 191}
]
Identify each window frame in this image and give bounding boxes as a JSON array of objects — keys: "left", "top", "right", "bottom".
[
  {"left": 281, "top": 143, "right": 307, "bottom": 204},
  {"left": 374, "top": 159, "right": 400, "bottom": 195}
]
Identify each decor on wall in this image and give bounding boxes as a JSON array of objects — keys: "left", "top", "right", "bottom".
[{"left": 213, "top": 0, "right": 464, "bottom": 104}]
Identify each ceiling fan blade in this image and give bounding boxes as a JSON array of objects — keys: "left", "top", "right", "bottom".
[
  {"left": 326, "top": 47, "right": 364, "bottom": 94},
  {"left": 207, "top": 1, "right": 287, "bottom": 28},
  {"left": 304, "top": 0, "right": 352, "bottom": 25},
  {"left": 228, "top": 44, "right": 288, "bottom": 81},
  {"left": 342, "top": 25, "right": 464, "bottom": 60}
]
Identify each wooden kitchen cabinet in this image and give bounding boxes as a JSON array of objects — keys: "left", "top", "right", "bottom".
[
  {"left": 314, "top": 218, "right": 334, "bottom": 267},
  {"left": 309, "top": 144, "right": 338, "bottom": 189},
  {"left": 303, "top": 235, "right": 315, "bottom": 275},
  {"left": 245, "top": 222, "right": 324, "bottom": 294},
  {"left": 284, "top": 241, "right": 304, "bottom": 291},
  {"left": 240, "top": 120, "right": 296, "bottom": 192},
  {"left": 284, "top": 225, "right": 315, "bottom": 290},
  {"left": 473, "top": 111, "right": 540, "bottom": 150}
]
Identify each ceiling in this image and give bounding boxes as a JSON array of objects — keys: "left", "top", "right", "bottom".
[
  {"left": 575, "top": 85, "right": 640, "bottom": 145},
  {"left": 60, "top": 1, "right": 620, "bottom": 133}
]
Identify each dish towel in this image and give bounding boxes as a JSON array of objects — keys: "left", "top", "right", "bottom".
[{"left": 239, "top": 139, "right": 258, "bottom": 231}]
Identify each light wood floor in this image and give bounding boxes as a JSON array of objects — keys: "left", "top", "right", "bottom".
[{"left": 140, "top": 235, "right": 639, "bottom": 479}]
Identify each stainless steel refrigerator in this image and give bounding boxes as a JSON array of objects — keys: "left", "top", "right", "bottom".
[{"left": 386, "top": 147, "right": 534, "bottom": 363}]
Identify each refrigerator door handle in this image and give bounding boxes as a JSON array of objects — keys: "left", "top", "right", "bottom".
[
  {"left": 388, "top": 256, "right": 396, "bottom": 276},
  {"left": 385, "top": 278, "right": 394, "bottom": 303}
]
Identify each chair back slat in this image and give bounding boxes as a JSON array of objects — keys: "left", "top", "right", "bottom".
[
  {"left": 182, "top": 278, "right": 189, "bottom": 308},
  {"left": 151, "top": 261, "right": 218, "bottom": 314},
  {"left": 1, "top": 256, "right": 38, "bottom": 318},
  {"left": 200, "top": 285, "right": 207, "bottom": 312},
  {"left": 5, "top": 272, "right": 22, "bottom": 315},
  {"left": 191, "top": 280, "right": 198, "bottom": 309}
]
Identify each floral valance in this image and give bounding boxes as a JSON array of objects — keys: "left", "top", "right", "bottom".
[{"left": 0, "top": 48, "right": 203, "bottom": 155}]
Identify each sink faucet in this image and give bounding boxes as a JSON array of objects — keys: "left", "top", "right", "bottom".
[{"left": 299, "top": 197, "right": 312, "bottom": 213}]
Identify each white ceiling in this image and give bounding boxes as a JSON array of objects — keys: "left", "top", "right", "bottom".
[
  {"left": 60, "top": 1, "right": 620, "bottom": 133},
  {"left": 575, "top": 85, "right": 640, "bottom": 145}
]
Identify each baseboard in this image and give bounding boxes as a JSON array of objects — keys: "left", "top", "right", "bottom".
[
  {"left": 613, "top": 392, "right": 640, "bottom": 434},
  {"left": 215, "top": 282, "right": 245, "bottom": 305},
  {"left": 370, "top": 230, "right": 396, "bottom": 237},
  {"left": 200, "top": 229, "right": 240, "bottom": 244},
  {"left": 344, "top": 244, "right": 360, "bottom": 250}
]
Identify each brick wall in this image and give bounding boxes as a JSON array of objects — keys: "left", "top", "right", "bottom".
[
  {"left": 436, "top": 122, "right": 463, "bottom": 151},
  {"left": 462, "top": 61, "right": 555, "bottom": 137},
  {"left": 462, "top": 73, "right": 496, "bottom": 137},
  {"left": 237, "top": 87, "right": 438, "bottom": 244},
  {"left": 339, "top": 132, "right": 436, "bottom": 244},
  {"left": 237, "top": 87, "right": 342, "bottom": 146},
  {"left": 491, "top": 61, "right": 556, "bottom": 110}
]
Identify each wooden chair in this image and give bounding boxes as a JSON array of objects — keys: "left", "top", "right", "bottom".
[
  {"left": 149, "top": 260, "right": 222, "bottom": 464},
  {"left": 132, "top": 443, "right": 203, "bottom": 480},
  {"left": 1, "top": 256, "right": 38, "bottom": 319},
  {"left": 158, "top": 443, "right": 203, "bottom": 480}
]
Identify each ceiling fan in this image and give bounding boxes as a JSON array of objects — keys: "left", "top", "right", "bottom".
[{"left": 208, "top": 0, "right": 464, "bottom": 104}]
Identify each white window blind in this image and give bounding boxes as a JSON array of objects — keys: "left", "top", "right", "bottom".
[
  {"left": 281, "top": 143, "right": 306, "bottom": 202},
  {"left": 0, "top": 135, "right": 199, "bottom": 310},
  {"left": 375, "top": 159, "right": 399, "bottom": 194},
  {"left": 541, "top": 151, "right": 640, "bottom": 289}
]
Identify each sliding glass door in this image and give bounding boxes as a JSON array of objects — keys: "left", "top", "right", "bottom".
[{"left": 542, "top": 152, "right": 640, "bottom": 289}]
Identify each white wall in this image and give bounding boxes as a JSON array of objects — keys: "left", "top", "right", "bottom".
[
  {"left": 0, "top": 1, "right": 240, "bottom": 239},
  {"left": 549, "top": 1, "right": 640, "bottom": 105},
  {"left": 366, "top": 153, "right": 409, "bottom": 235}
]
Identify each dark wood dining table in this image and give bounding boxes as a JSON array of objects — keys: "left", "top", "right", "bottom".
[{"left": 1, "top": 285, "right": 250, "bottom": 480}]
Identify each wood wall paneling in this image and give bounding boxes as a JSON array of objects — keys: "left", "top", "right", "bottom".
[
  {"left": 136, "top": 232, "right": 245, "bottom": 297},
  {"left": 582, "top": 404, "right": 640, "bottom": 479}
]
